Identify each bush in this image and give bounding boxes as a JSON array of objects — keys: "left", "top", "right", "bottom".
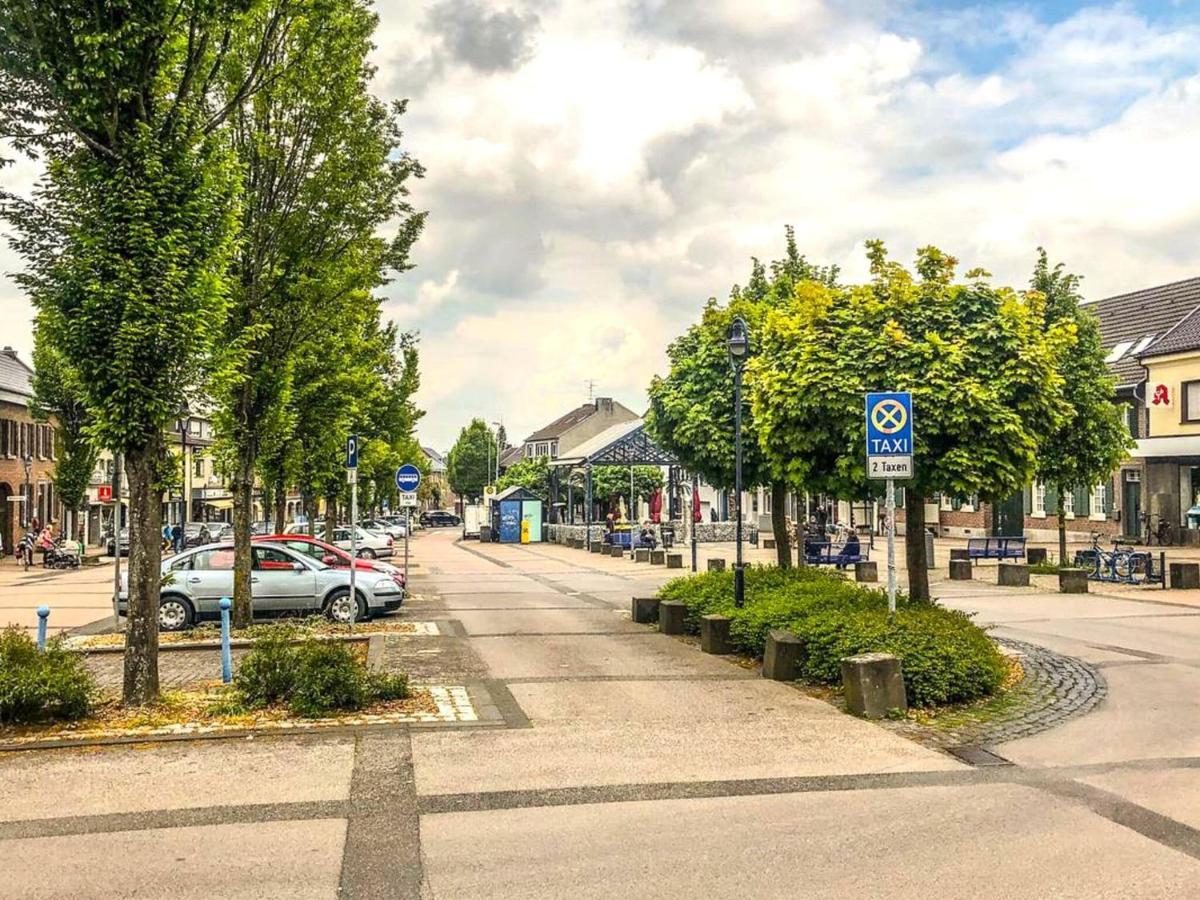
[
  {"left": 234, "top": 632, "right": 409, "bottom": 717},
  {"left": 0, "top": 626, "right": 94, "bottom": 725},
  {"left": 657, "top": 567, "right": 1006, "bottom": 707}
]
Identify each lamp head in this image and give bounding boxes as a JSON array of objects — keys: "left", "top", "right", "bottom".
[{"left": 727, "top": 316, "right": 750, "bottom": 363}]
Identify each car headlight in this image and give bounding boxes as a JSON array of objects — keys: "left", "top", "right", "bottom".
[{"left": 373, "top": 579, "right": 399, "bottom": 594}]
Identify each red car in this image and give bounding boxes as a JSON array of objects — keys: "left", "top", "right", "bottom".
[{"left": 255, "top": 534, "right": 405, "bottom": 594}]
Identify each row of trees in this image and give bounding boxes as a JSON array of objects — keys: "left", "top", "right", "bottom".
[
  {"left": 1, "top": 0, "right": 426, "bottom": 704},
  {"left": 649, "top": 231, "right": 1131, "bottom": 600}
]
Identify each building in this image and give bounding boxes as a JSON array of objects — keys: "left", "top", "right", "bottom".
[
  {"left": 516, "top": 398, "right": 640, "bottom": 463},
  {"left": 421, "top": 446, "right": 452, "bottom": 510},
  {"left": 0, "top": 347, "right": 61, "bottom": 554}
]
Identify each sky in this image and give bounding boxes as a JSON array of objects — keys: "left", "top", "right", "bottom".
[{"left": 4, "top": 1, "right": 1200, "bottom": 451}]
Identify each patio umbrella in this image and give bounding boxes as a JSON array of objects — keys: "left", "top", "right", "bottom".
[
  {"left": 692, "top": 488, "right": 702, "bottom": 523},
  {"left": 649, "top": 488, "right": 662, "bottom": 523}
]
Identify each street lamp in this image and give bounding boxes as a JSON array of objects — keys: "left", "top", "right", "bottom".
[
  {"left": 727, "top": 316, "right": 750, "bottom": 608},
  {"left": 21, "top": 453, "right": 32, "bottom": 530},
  {"left": 177, "top": 402, "right": 191, "bottom": 526}
]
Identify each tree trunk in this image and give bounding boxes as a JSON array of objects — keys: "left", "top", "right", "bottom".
[
  {"left": 231, "top": 446, "right": 255, "bottom": 628},
  {"left": 771, "top": 481, "right": 791, "bottom": 569},
  {"left": 302, "top": 489, "right": 315, "bottom": 537},
  {"left": 122, "top": 440, "right": 163, "bottom": 705},
  {"left": 324, "top": 495, "right": 336, "bottom": 544},
  {"left": 1057, "top": 486, "right": 1068, "bottom": 567},
  {"left": 904, "top": 490, "right": 930, "bottom": 602},
  {"left": 274, "top": 471, "right": 287, "bottom": 533}
]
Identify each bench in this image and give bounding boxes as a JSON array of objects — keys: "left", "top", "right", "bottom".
[
  {"left": 605, "top": 532, "right": 656, "bottom": 550},
  {"left": 966, "top": 536, "right": 1026, "bottom": 562},
  {"left": 803, "top": 541, "right": 869, "bottom": 568}
]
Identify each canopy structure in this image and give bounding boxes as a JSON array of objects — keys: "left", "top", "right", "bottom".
[{"left": 549, "top": 419, "right": 677, "bottom": 468}]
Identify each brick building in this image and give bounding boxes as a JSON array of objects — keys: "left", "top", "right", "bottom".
[{"left": 0, "top": 347, "right": 60, "bottom": 556}]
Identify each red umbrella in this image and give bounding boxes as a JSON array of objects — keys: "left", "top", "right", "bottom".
[{"left": 692, "top": 488, "right": 702, "bottom": 523}]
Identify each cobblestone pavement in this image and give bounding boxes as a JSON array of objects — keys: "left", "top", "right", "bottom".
[{"left": 82, "top": 648, "right": 254, "bottom": 693}]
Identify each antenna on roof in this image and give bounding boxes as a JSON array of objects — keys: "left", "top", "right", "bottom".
[{"left": 584, "top": 379, "right": 597, "bottom": 402}]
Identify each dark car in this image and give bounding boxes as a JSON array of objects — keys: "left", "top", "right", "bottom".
[
  {"left": 420, "top": 509, "right": 460, "bottom": 527},
  {"left": 106, "top": 528, "right": 130, "bottom": 557},
  {"left": 182, "top": 522, "right": 213, "bottom": 549}
]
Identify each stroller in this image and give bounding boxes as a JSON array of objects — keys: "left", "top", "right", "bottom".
[{"left": 43, "top": 537, "right": 82, "bottom": 569}]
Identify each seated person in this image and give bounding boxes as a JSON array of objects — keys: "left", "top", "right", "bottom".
[
  {"left": 836, "top": 532, "right": 861, "bottom": 570},
  {"left": 638, "top": 524, "right": 657, "bottom": 550}
]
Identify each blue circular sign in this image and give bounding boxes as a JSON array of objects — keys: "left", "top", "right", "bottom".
[{"left": 395, "top": 464, "right": 421, "bottom": 492}]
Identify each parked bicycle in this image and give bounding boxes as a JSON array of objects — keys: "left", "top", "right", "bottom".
[{"left": 1076, "top": 532, "right": 1154, "bottom": 584}]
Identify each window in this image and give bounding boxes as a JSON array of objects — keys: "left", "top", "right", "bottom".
[
  {"left": 1125, "top": 404, "right": 1139, "bottom": 437},
  {"left": 191, "top": 547, "right": 235, "bottom": 570},
  {"left": 1063, "top": 490, "right": 1074, "bottom": 519},
  {"left": 751, "top": 492, "right": 759, "bottom": 514},
  {"left": 1091, "top": 483, "right": 1108, "bottom": 520},
  {"left": 1033, "top": 482, "right": 1046, "bottom": 517},
  {"left": 1185, "top": 381, "right": 1200, "bottom": 424},
  {"left": 253, "top": 547, "right": 298, "bottom": 570},
  {"left": 1105, "top": 341, "right": 1134, "bottom": 363},
  {"left": 193, "top": 458, "right": 205, "bottom": 478},
  {"left": 764, "top": 491, "right": 772, "bottom": 514}
]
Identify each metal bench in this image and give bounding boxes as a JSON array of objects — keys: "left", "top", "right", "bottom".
[
  {"left": 966, "top": 536, "right": 1026, "bottom": 562},
  {"left": 606, "top": 531, "right": 656, "bottom": 550},
  {"left": 803, "top": 541, "right": 869, "bottom": 568}
]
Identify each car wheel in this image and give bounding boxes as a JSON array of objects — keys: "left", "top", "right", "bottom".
[
  {"left": 358, "top": 547, "right": 377, "bottom": 559},
  {"left": 158, "top": 596, "right": 194, "bottom": 632},
  {"left": 324, "top": 589, "right": 368, "bottom": 624}
]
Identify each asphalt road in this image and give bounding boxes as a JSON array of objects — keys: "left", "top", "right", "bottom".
[{"left": 4, "top": 530, "right": 1200, "bottom": 898}]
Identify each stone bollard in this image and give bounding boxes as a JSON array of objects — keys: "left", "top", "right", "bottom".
[
  {"left": 635, "top": 548, "right": 650, "bottom": 563},
  {"left": 855, "top": 561, "right": 878, "bottom": 583},
  {"left": 36, "top": 605, "right": 50, "bottom": 651},
  {"left": 949, "top": 559, "right": 973, "bottom": 581},
  {"left": 650, "top": 549, "right": 666, "bottom": 565},
  {"left": 949, "top": 548, "right": 970, "bottom": 562},
  {"left": 631, "top": 596, "right": 661, "bottom": 624},
  {"left": 1170, "top": 562, "right": 1200, "bottom": 589},
  {"left": 763, "top": 538, "right": 776, "bottom": 550},
  {"left": 659, "top": 600, "right": 686, "bottom": 634},
  {"left": 590, "top": 541, "right": 605, "bottom": 553},
  {"left": 841, "top": 653, "right": 907, "bottom": 718},
  {"left": 707, "top": 558, "right": 726, "bottom": 572},
  {"left": 666, "top": 553, "right": 683, "bottom": 569},
  {"left": 1059, "top": 568, "right": 1089, "bottom": 594},
  {"left": 763, "top": 630, "right": 804, "bottom": 681},
  {"left": 701, "top": 615, "right": 733, "bottom": 654},
  {"left": 609, "top": 545, "right": 624, "bottom": 557},
  {"left": 1027, "top": 547, "right": 1048, "bottom": 565},
  {"left": 998, "top": 562, "right": 1030, "bottom": 587}
]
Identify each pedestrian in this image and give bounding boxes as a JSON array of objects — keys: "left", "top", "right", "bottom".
[{"left": 171, "top": 522, "right": 183, "bottom": 553}]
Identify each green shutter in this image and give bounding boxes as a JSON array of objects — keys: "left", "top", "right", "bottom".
[
  {"left": 1074, "top": 485, "right": 1090, "bottom": 517},
  {"left": 1105, "top": 478, "right": 1115, "bottom": 515},
  {"left": 1045, "top": 485, "right": 1059, "bottom": 515}
]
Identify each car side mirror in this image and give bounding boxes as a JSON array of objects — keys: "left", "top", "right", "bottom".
[
  {"left": 322, "top": 555, "right": 336, "bottom": 565},
  {"left": 292, "top": 562, "right": 305, "bottom": 572}
]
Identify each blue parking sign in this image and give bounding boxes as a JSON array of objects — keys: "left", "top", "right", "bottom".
[
  {"left": 865, "top": 392, "right": 913, "bottom": 479},
  {"left": 346, "top": 433, "right": 359, "bottom": 469}
]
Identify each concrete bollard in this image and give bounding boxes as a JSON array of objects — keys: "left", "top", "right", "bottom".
[
  {"left": 841, "top": 653, "right": 907, "bottom": 718},
  {"left": 650, "top": 549, "right": 666, "bottom": 565},
  {"left": 1059, "top": 568, "right": 1089, "bottom": 594},
  {"left": 949, "top": 548, "right": 970, "bottom": 562},
  {"left": 658, "top": 600, "right": 686, "bottom": 634},
  {"left": 998, "top": 562, "right": 1030, "bottom": 587},
  {"left": 855, "top": 561, "right": 878, "bottom": 583},
  {"left": 590, "top": 541, "right": 605, "bottom": 554},
  {"left": 219, "top": 597, "right": 233, "bottom": 684},
  {"left": 1027, "top": 547, "right": 1048, "bottom": 565},
  {"left": 763, "top": 538, "right": 776, "bottom": 550},
  {"left": 1170, "top": 562, "right": 1200, "bottom": 589},
  {"left": 701, "top": 615, "right": 733, "bottom": 654},
  {"left": 634, "top": 548, "right": 650, "bottom": 563},
  {"left": 631, "top": 596, "right": 661, "bottom": 624},
  {"left": 609, "top": 545, "right": 624, "bottom": 558},
  {"left": 707, "top": 558, "right": 726, "bottom": 572},
  {"left": 36, "top": 605, "right": 50, "bottom": 651},
  {"left": 949, "top": 559, "right": 973, "bottom": 581},
  {"left": 763, "top": 629, "right": 804, "bottom": 681},
  {"left": 666, "top": 553, "right": 683, "bottom": 569}
]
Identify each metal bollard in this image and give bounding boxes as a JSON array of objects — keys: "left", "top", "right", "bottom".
[
  {"left": 36, "top": 605, "right": 50, "bottom": 650},
  {"left": 219, "top": 597, "right": 233, "bottom": 684}
]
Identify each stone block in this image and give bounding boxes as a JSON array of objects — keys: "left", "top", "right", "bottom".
[
  {"left": 609, "top": 545, "right": 624, "bottom": 557},
  {"left": 707, "top": 558, "right": 726, "bottom": 572},
  {"left": 1059, "top": 568, "right": 1089, "bottom": 594},
  {"left": 949, "top": 548, "right": 970, "bottom": 561},
  {"left": 480, "top": 525, "right": 491, "bottom": 542},
  {"left": 763, "top": 629, "right": 804, "bottom": 681},
  {"left": 841, "top": 653, "right": 907, "bottom": 719},
  {"left": 998, "top": 562, "right": 1030, "bottom": 587},
  {"left": 634, "top": 548, "right": 650, "bottom": 563},
  {"left": 855, "top": 561, "right": 878, "bottom": 583},
  {"left": 650, "top": 549, "right": 666, "bottom": 565},
  {"left": 590, "top": 541, "right": 604, "bottom": 554},
  {"left": 631, "top": 596, "right": 660, "bottom": 624},
  {"left": 701, "top": 615, "right": 733, "bottom": 654},
  {"left": 666, "top": 553, "right": 683, "bottom": 569},
  {"left": 949, "top": 559, "right": 972, "bottom": 581},
  {"left": 659, "top": 600, "right": 686, "bottom": 635},
  {"left": 1170, "top": 562, "right": 1200, "bottom": 590},
  {"left": 1027, "top": 547, "right": 1048, "bottom": 565},
  {"left": 763, "top": 538, "right": 776, "bottom": 550}
]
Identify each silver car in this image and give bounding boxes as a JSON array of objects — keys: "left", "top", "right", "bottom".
[{"left": 117, "top": 541, "right": 403, "bottom": 631}]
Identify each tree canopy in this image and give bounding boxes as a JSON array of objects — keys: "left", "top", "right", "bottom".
[{"left": 447, "top": 420, "right": 497, "bottom": 502}]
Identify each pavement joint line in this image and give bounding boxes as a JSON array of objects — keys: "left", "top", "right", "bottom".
[
  {"left": 501, "top": 543, "right": 639, "bottom": 580},
  {"left": 500, "top": 673, "right": 755, "bottom": 684},
  {"left": 1080, "top": 641, "right": 1172, "bottom": 661},
  {"left": 467, "top": 631, "right": 661, "bottom": 639},
  {"left": 476, "top": 678, "right": 532, "bottom": 729},
  {"left": 338, "top": 731, "right": 424, "bottom": 898},
  {"left": 451, "top": 540, "right": 512, "bottom": 568}
]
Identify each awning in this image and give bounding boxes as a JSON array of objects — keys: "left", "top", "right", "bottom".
[
  {"left": 1131, "top": 436, "right": 1200, "bottom": 458},
  {"left": 205, "top": 498, "right": 234, "bottom": 510}
]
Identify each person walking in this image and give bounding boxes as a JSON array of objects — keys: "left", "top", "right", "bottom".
[{"left": 171, "top": 522, "right": 183, "bottom": 554}]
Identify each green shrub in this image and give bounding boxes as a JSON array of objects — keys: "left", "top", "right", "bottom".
[
  {"left": 234, "top": 628, "right": 300, "bottom": 707},
  {"left": 289, "top": 641, "right": 368, "bottom": 717},
  {"left": 367, "top": 671, "right": 410, "bottom": 702},
  {"left": 0, "top": 626, "right": 94, "bottom": 725}
]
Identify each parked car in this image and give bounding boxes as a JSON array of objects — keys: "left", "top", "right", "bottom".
[
  {"left": 256, "top": 534, "right": 405, "bottom": 592},
  {"left": 106, "top": 528, "right": 130, "bottom": 557},
  {"left": 208, "top": 522, "right": 234, "bottom": 542},
  {"left": 364, "top": 518, "right": 407, "bottom": 540},
  {"left": 117, "top": 541, "right": 402, "bottom": 630},
  {"left": 283, "top": 523, "right": 393, "bottom": 558},
  {"left": 182, "top": 522, "right": 213, "bottom": 549},
  {"left": 420, "top": 509, "right": 461, "bottom": 527}
]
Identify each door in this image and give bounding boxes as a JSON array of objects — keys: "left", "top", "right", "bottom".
[
  {"left": 521, "top": 501, "right": 543, "bottom": 542},
  {"left": 991, "top": 491, "right": 1024, "bottom": 537},
  {"left": 252, "top": 546, "right": 318, "bottom": 612},
  {"left": 1124, "top": 474, "right": 1142, "bottom": 540},
  {"left": 183, "top": 546, "right": 237, "bottom": 615},
  {"left": 499, "top": 501, "right": 521, "bottom": 542}
]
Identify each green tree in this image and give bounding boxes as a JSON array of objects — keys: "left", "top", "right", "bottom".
[
  {"left": 590, "top": 466, "right": 663, "bottom": 517},
  {"left": 752, "top": 243, "right": 1072, "bottom": 600},
  {"left": 0, "top": 1, "right": 302, "bottom": 703},
  {"left": 496, "top": 456, "right": 552, "bottom": 497},
  {"left": 28, "top": 337, "right": 97, "bottom": 544},
  {"left": 447, "top": 420, "right": 496, "bottom": 502},
  {"left": 1031, "top": 250, "right": 1133, "bottom": 564},
  {"left": 214, "top": 0, "right": 424, "bottom": 626}
]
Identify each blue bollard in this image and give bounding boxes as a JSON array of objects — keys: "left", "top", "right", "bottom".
[
  {"left": 219, "top": 597, "right": 233, "bottom": 684},
  {"left": 36, "top": 605, "right": 50, "bottom": 650}
]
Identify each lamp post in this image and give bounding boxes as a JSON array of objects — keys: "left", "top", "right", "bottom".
[
  {"left": 21, "top": 453, "right": 32, "bottom": 529},
  {"left": 177, "top": 402, "right": 191, "bottom": 527},
  {"left": 727, "top": 316, "right": 750, "bottom": 608}
]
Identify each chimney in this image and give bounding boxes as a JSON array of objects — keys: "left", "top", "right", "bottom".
[
  {"left": 1, "top": 346, "right": 17, "bottom": 358},
  {"left": 595, "top": 397, "right": 613, "bottom": 414}
]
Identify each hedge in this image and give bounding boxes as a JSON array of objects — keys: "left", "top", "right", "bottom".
[
  {"left": 0, "top": 626, "right": 94, "bottom": 725},
  {"left": 657, "top": 566, "right": 1005, "bottom": 706}
]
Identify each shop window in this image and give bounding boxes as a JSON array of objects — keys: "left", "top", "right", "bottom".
[{"left": 1185, "top": 381, "right": 1200, "bottom": 424}]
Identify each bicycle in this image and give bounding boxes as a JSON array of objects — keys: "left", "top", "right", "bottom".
[
  {"left": 1076, "top": 532, "right": 1136, "bottom": 582},
  {"left": 1150, "top": 515, "right": 1172, "bottom": 547}
]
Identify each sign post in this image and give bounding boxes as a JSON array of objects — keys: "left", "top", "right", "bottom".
[
  {"left": 865, "top": 392, "right": 914, "bottom": 614},
  {"left": 346, "top": 435, "right": 359, "bottom": 627},
  {"left": 395, "top": 464, "right": 422, "bottom": 590}
]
